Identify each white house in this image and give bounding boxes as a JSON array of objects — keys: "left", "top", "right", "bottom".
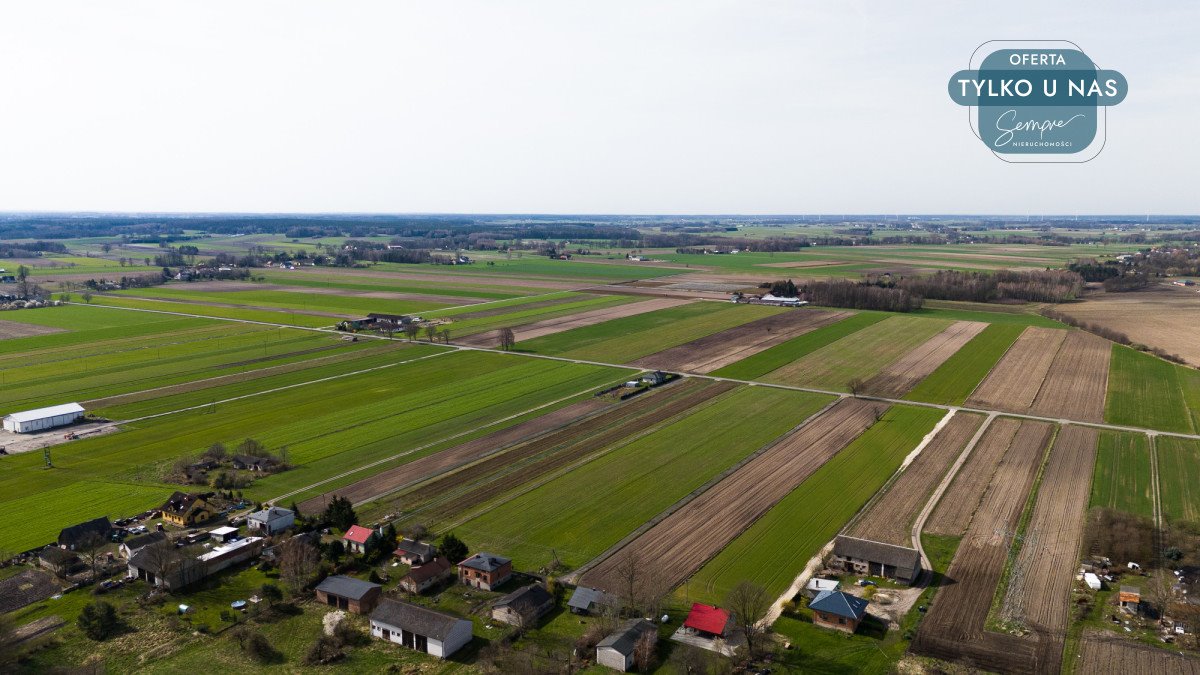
[
  {"left": 3, "top": 403, "right": 85, "bottom": 433},
  {"left": 246, "top": 506, "right": 294, "bottom": 535},
  {"left": 370, "top": 599, "right": 473, "bottom": 659}
]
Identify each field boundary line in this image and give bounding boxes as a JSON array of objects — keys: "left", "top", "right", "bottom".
[
  {"left": 339, "top": 373, "right": 660, "bottom": 508},
  {"left": 564, "top": 394, "right": 847, "bottom": 584},
  {"left": 842, "top": 408, "right": 958, "bottom": 536},
  {"left": 911, "top": 411, "right": 998, "bottom": 579},
  {"left": 72, "top": 301, "right": 1200, "bottom": 440},
  {"left": 434, "top": 381, "right": 741, "bottom": 538},
  {"left": 1149, "top": 433, "right": 1163, "bottom": 564},
  {"left": 273, "top": 374, "right": 634, "bottom": 507}
]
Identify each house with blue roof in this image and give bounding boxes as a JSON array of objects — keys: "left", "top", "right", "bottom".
[{"left": 809, "top": 589, "right": 869, "bottom": 633}]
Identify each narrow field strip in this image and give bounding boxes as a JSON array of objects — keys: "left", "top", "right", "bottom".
[
  {"left": 581, "top": 397, "right": 879, "bottom": 595},
  {"left": 863, "top": 320, "right": 988, "bottom": 397},
  {"left": 924, "top": 418, "right": 1023, "bottom": 537},
  {"left": 1156, "top": 436, "right": 1200, "bottom": 525},
  {"left": 709, "top": 312, "right": 885, "bottom": 380},
  {"left": 905, "top": 323, "right": 1024, "bottom": 405},
  {"left": 1089, "top": 431, "right": 1155, "bottom": 519},
  {"left": 967, "top": 326, "right": 1067, "bottom": 411},
  {"left": 684, "top": 404, "right": 946, "bottom": 604},
  {"left": 455, "top": 297, "right": 689, "bottom": 346}
]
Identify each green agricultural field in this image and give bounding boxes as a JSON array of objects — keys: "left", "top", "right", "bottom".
[
  {"left": 372, "top": 256, "right": 681, "bottom": 282},
  {"left": 0, "top": 480, "right": 176, "bottom": 553},
  {"left": 114, "top": 286, "right": 451, "bottom": 317},
  {"left": 710, "top": 312, "right": 884, "bottom": 380},
  {"left": 905, "top": 323, "right": 1024, "bottom": 405},
  {"left": 258, "top": 268, "right": 548, "bottom": 299},
  {"left": 762, "top": 315, "right": 952, "bottom": 391},
  {"left": 20, "top": 254, "right": 153, "bottom": 276},
  {"left": 519, "top": 301, "right": 783, "bottom": 363},
  {"left": 0, "top": 350, "right": 628, "bottom": 552},
  {"left": 0, "top": 323, "right": 384, "bottom": 413},
  {"left": 431, "top": 293, "right": 636, "bottom": 337},
  {"left": 1105, "top": 345, "right": 1200, "bottom": 434},
  {"left": 1156, "top": 436, "right": 1200, "bottom": 525},
  {"left": 453, "top": 386, "right": 834, "bottom": 570},
  {"left": 87, "top": 295, "right": 336, "bottom": 328},
  {"left": 687, "top": 405, "right": 945, "bottom": 603},
  {"left": 0, "top": 303, "right": 200, "bottom": 332},
  {"left": 1089, "top": 432, "right": 1154, "bottom": 519}
]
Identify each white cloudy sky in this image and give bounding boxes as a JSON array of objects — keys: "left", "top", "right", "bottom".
[{"left": 0, "top": 1, "right": 1194, "bottom": 214}]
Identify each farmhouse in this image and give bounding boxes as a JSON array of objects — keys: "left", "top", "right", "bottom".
[
  {"left": 57, "top": 516, "right": 111, "bottom": 550},
  {"left": 491, "top": 583, "right": 554, "bottom": 627},
  {"left": 809, "top": 589, "right": 869, "bottom": 633},
  {"left": 246, "top": 506, "right": 294, "bottom": 535},
  {"left": 342, "top": 525, "right": 377, "bottom": 554},
  {"left": 682, "top": 603, "right": 732, "bottom": 640},
  {"left": 393, "top": 538, "right": 436, "bottom": 566},
  {"left": 159, "top": 492, "right": 214, "bottom": 528},
  {"left": 119, "top": 531, "right": 167, "bottom": 559},
  {"left": 596, "top": 618, "right": 657, "bottom": 672},
  {"left": 231, "top": 455, "right": 279, "bottom": 472},
  {"left": 457, "top": 552, "right": 512, "bottom": 590},
  {"left": 568, "top": 585, "right": 615, "bottom": 615},
  {"left": 370, "top": 599, "right": 473, "bottom": 659},
  {"left": 830, "top": 535, "right": 922, "bottom": 584},
  {"left": 399, "top": 557, "right": 453, "bottom": 594},
  {"left": 3, "top": 402, "right": 85, "bottom": 433},
  {"left": 315, "top": 575, "right": 383, "bottom": 614}
]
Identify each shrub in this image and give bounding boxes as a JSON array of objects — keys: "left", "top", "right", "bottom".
[{"left": 77, "top": 601, "right": 119, "bottom": 641}]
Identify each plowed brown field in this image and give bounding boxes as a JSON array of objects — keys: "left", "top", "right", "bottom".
[
  {"left": 455, "top": 297, "right": 692, "bottom": 347},
  {"left": 581, "top": 398, "right": 883, "bottom": 594},
  {"left": 912, "top": 420, "right": 1055, "bottom": 673},
  {"left": 628, "top": 309, "right": 851, "bottom": 373},
  {"left": 1029, "top": 331, "right": 1111, "bottom": 422},
  {"left": 967, "top": 327, "right": 1066, "bottom": 410},
  {"left": 925, "top": 418, "right": 1021, "bottom": 537},
  {"left": 1078, "top": 632, "right": 1200, "bottom": 674},
  {"left": 863, "top": 320, "right": 988, "bottom": 397},
  {"left": 848, "top": 412, "right": 984, "bottom": 546},
  {"left": 1002, "top": 425, "right": 1098, "bottom": 631},
  {"left": 0, "top": 319, "right": 64, "bottom": 340}
]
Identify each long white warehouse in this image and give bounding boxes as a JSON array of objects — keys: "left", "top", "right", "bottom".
[{"left": 3, "top": 403, "right": 85, "bottom": 433}]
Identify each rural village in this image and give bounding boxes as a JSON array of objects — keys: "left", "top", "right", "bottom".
[{"left": 0, "top": 215, "right": 1197, "bottom": 675}]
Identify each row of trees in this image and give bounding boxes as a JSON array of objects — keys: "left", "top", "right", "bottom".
[{"left": 801, "top": 279, "right": 923, "bottom": 312}]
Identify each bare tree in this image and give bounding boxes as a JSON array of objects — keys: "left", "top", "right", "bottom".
[
  {"left": 439, "top": 329, "right": 451, "bottom": 344},
  {"left": 613, "top": 552, "right": 642, "bottom": 616},
  {"left": 403, "top": 323, "right": 420, "bottom": 341},
  {"left": 725, "top": 581, "right": 771, "bottom": 658},
  {"left": 667, "top": 644, "right": 712, "bottom": 674},
  {"left": 77, "top": 532, "right": 108, "bottom": 583},
  {"left": 847, "top": 377, "right": 865, "bottom": 398},
  {"left": 424, "top": 324, "right": 438, "bottom": 342},
  {"left": 279, "top": 536, "right": 320, "bottom": 593},
  {"left": 498, "top": 327, "right": 516, "bottom": 352},
  {"left": 1146, "top": 569, "right": 1175, "bottom": 620},
  {"left": 633, "top": 627, "right": 658, "bottom": 671},
  {"left": 81, "top": 291, "right": 93, "bottom": 304}
]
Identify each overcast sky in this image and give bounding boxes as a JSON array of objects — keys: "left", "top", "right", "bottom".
[{"left": 0, "top": 1, "right": 1194, "bottom": 215}]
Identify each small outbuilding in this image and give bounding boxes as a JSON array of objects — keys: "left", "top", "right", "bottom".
[
  {"left": 119, "top": 531, "right": 167, "bottom": 559},
  {"left": 568, "top": 585, "right": 615, "bottom": 615},
  {"left": 458, "top": 552, "right": 512, "bottom": 591},
  {"left": 394, "top": 538, "right": 437, "bottom": 566},
  {"left": 246, "top": 506, "right": 294, "bottom": 535},
  {"left": 370, "top": 598, "right": 473, "bottom": 659},
  {"left": 596, "top": 618, "right": 657, "bottom": 672},
  {"left": 492, "top": 583, "right": 554, "bottom": 627},
  {"left": 809, "top": 590, "right": 868, "bottom": 633},
  {"left": 1119, "top": 586, "right": 1141, "bottom": 613},
  {"left": 316, "top": 575, "right": 383, "bottom": 614},
  {"left": 3, "top": 402, "right": 85, "bottom": 433}
]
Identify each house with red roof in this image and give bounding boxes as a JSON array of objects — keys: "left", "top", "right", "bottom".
[
  {"left": 342, "top": 525, "right": 377, "bottom": 554},
  {"left": 682, "top": 603, "right": 732, "bottom": 639}
]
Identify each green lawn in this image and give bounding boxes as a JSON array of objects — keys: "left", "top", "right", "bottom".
[
  {"left": 454, "top": 386, "right": 833, "bottom": 570},
  {"left": 687, "top": 405, "right": 946, "bottom": 603},
  {"left": 1090, "top": 431, "right": 1154, "bottom": 519},
  {"left": 710, "top": 312, "right": 884, "bottom": 380},
  {"left": 1156, "top": 436, "right": 1200, "bottom": 525},
  {"left": 1105, "top": 345, "right": 1200, "bottom": 434},
  {"left": 519, "top": 301, "right": 783, "bottom": 363},
  {"left": 770, "top": 614, "right": 905, "bottom": 674},
  {"left": 905, "top": 323, "right": 1024, "bottom": 405},
  {"left": 762, "top": 315, "right": 952, "bottom": 391}
]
